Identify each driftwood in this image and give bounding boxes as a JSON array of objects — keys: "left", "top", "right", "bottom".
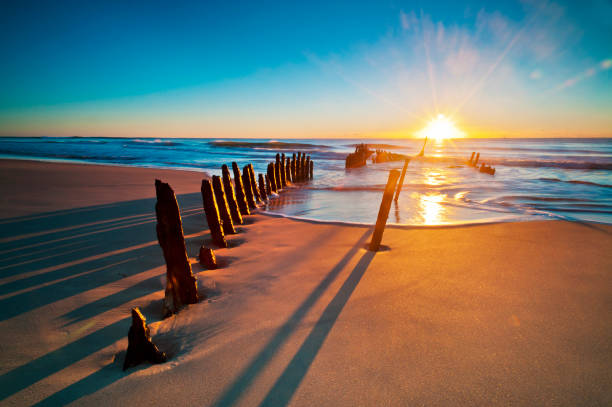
[
  {"left": 123, "top": 308, "right": 167, "bottom": 371},
  {"left": 201, "top": 179, "right": 228, "bottom": 248},
  {"left": 394, "top": 159, "right": 410, "bottom": 202},
  {"left": 222, "top": 164, "right": 243, "bottom": 225},
  {"left": 265, "top": 174, "right": 272, "bottom": 196},
  {"left": 232, "top": 162, "right": 250, "bottom": 216},
  {"left": 247, "top": 164, "right": 261, "bottom": 204},
  {"left": 212, "top": 175, "right": 235, "bottom": 235},
  {"left": 242, "top": 164, "right": 257, "bottom": 209},
  {"left": 369, "top": 170, "right": 400, "bottom": 251},
  {"left": 199, "top": 246, "right": 217, "bottom": 269},
  {"left": 155, "top": 179, "right": 198, "bottom": 316},
  {"left": 258, "top": 173, "right": 268, "bottom": 201}
]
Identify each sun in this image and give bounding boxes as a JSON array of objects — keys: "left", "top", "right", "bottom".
[{"left": 416, "top": 114, "right": 465, "bottom": 141}]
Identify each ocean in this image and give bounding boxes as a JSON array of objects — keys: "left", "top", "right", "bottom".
[{"left": 1, "top": 137, "right": 611, "bottom": 225}]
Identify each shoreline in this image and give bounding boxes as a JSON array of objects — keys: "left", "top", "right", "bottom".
[
  {"left": 4, "top": 158, "right": 602, "bottom": 227},
  {"left": 1, "top": 158, "right": 611, "bottom": 405}
]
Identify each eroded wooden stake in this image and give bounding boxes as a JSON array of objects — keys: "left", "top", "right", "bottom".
[
  {"left": 123, "top": 307, "right": 167, "bottom": 370},
  {"left": 247, "top": 164, "right": 261, "bottom": 204},
  {"left": 393, "top": 159, "right": 410, "bottom": 202},
  {"left": 242, "top": 164, "right": 257, "bottom": 209},
  {"left": 222, "top": 164, "right": 243, "bottom": 225},
  {"left": 212, "top": 175, "right": 235, "bottom": 234},
  {"left": 267, "top": 162, "right": 277, "bottom": 193},
  {"left": 201, "top": 179, "right": 227, "bottom": 248},
  {"left": 155, "top": 179, "right": 198, "bottom": 316},
  {"left": 232, "top": 162, "right": 250, "bottom": 216},
  {"left": 369, "top": 170, "right": 400, "bottom": 251},
  {"left": 258, "top": 173, "right": 268, "bottom": 201}
]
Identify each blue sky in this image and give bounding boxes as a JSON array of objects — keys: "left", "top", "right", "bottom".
[{"left": 0, "top": 0, "right": 610, "bottom": 138}]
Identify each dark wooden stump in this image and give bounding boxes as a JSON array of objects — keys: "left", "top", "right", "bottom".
[
  {"left": 199, "top": 246, "right": 217, "bottom": 269},
  {"left": 296, "top": 152, "right": 302, "bottom": 181},
  {"left": 265, "top": 174, "right": 272, "bottom": 196},
  {"left": 155, "top": 179, "right": 199, "bottom": 317},
  {"left": 309, "top": 159, "right": 314, "bottom": 180},
  {"left": 280, "top": 153, "right": 287, "bottom": 187},
  {"left": 247, "top": 164, "right": 261, "bottom": 204},
  {"left": 291, "top": 153, "right": 297, "bottom": 181},
  {"left": 232, "top": 162, "right": 250, "bottom": 216},
  {"left": 267, "top": 163, "right": 277, "bottom": 193},
  {"left": 242, "top": 164, "right": 257, "bottom": 209},
  {"left": 394, "top": 159, "right": 410, "bottom": 202},
  {"left": 275, "top": 154, "right": 282, "bottom": 191},
  {"left": 222, "top": 164, "right": 243, "bottom": 225},
  {"left": 258, "top": 173, "right": 268, "bottom": 201},
  {"left": 305, "top": 156, "right": 311, "bottom": 181},
  {"left": 212, "top": 175, "right": 235, "bottom": 235},
  {"left": 285, "top": 156, "right": 292, "bottom": 184},
  {"left": 123, "top": 308, "right": 167, "bottom": 371},
  {"left": 222, "top": 164, "right": 243, "bottom": 226},
  {"left": 369, "top": 170, "right": 400, "bottom": 251},
  {"left": 201, "top": 179, "right": 228, "bottom": 248}
]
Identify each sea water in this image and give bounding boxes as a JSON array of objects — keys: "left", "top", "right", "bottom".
[{"left": 1, "top": 137, "right": 610, "bottom": 225}]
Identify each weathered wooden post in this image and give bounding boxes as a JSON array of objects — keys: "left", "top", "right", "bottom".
[
  {"left": 305, "top": 156, "right": 311, "bottom": 181},
  {"left": 280, "top": 153, "right": 287, "bottom": 187},
  {"left": 291, "top": 153, "right": 297, "bottom": 180},
  {"left": 267, "top": 162, "right": 277, "bottom": 193},
  {"left": 232, "top": 162, "right": 250, "bottom": 216},
  {"left": 247, "top": 164, "right": 261, "bottom": 204},
  {"left": 469, "top": 152, "right": 475, "bottom": 165},
  {"left": 242, "top": 164, "right": 257, "bottom": 209},
  {"left": 123, "top": 307, "right": 167, "bottom": 370},
  {"left": 265, "top": 174, "right": 272, "bottom": 196},
  {"left": 295, "top": 152, "right": 302, "bottom": 182},
  {"left": 369, "top": 170, "right": 400, "bottom": 251},
  {"left": 201, "top": 179, "right": 228, "bottom": 248},
  {"left": 285, "top": 156, "right": 292, "bottom": 183},
  {"left": 394, "top": 159, "right": 410, "bottom": 202},
  {"left": 258, "top": 173, "right": 268, "bottom": 201},
  {"left": 222, "top": 164, "right": 243, "bottom": 225},
  {"left": 300, "top": 153, "right": 307, "bottom": 181},
  {"left": 309, "top": 159, "right": 314, "bottom": 180},
  {"left": 154, "top": 179, "right": 199, "bottom": 316},
  {"left": 199, "top": 246, "right": 217, "bottom": 269},
  {"left": 474, "top": 153, "right": 480, "bottom": 166},
  {"left": 275, "top": 154, "right": 282, "bottom": 190},
  {"left": 212, "top": 175, "right": 235, "bottom": 235}
]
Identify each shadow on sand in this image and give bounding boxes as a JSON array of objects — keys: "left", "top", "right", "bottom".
[
  {"left": 0, "top": 192, "right": 206, "bottom": 402},
  {"left": 212, "top": 229, "right": 375, "bottom": 407}
]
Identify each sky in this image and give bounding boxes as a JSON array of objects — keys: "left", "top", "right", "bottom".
[{"left": 0, "top": 0, "right": 611, "bottom": 138}]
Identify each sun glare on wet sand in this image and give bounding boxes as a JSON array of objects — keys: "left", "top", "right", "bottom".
[{"left": 417, "top": 114, "right": 465, "bottom": 141}]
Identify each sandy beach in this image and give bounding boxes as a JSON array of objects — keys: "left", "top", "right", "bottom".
[{"left": 0, "top": 159, "right": 611, "bottom": 406}]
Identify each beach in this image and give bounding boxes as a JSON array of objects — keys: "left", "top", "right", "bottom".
[{"left": 1, "top": 158, "right": 611, "bottom": 406}]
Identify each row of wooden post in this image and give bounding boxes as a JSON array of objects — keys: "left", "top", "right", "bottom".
[
  {"left": 156, "top": 152, "right": 315, "bottom": 317},
  {"left": 125, "top": 153, "right": 317, "bottom": 369}
]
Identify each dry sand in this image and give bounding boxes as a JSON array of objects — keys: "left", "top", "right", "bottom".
[{"left": 0, "top": 159, "right": 610, "bottom": 406}]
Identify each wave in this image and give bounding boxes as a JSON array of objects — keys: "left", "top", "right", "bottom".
[
  {"left": 210, "top": 141, "right": 329, "bottom": 150},
  {"left": 409, "top": 155, "right": 612, "bottom": 170},
  {"left": 538, "top": 178, "right": 612, "bottom": 188},
  {"left": 125, "top": 139, "right": 181, "bottom": 146}
]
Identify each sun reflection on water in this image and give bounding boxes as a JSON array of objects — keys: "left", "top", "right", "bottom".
[{"left": 419, "top": 193, "right": 447, "bottom": 225}]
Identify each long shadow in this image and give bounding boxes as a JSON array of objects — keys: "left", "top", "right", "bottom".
[
  {"left": 212, "top": 229, "right": 372, "bottom": 407},
  {"left": 0, "top": 317, "right": 130, "bottom": 401},
  {"left": 0, "top": 193, "right": 206, "bottom": 321},
  {"left": 259, "top": 250, "right": 376, "bottom": 406}
]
